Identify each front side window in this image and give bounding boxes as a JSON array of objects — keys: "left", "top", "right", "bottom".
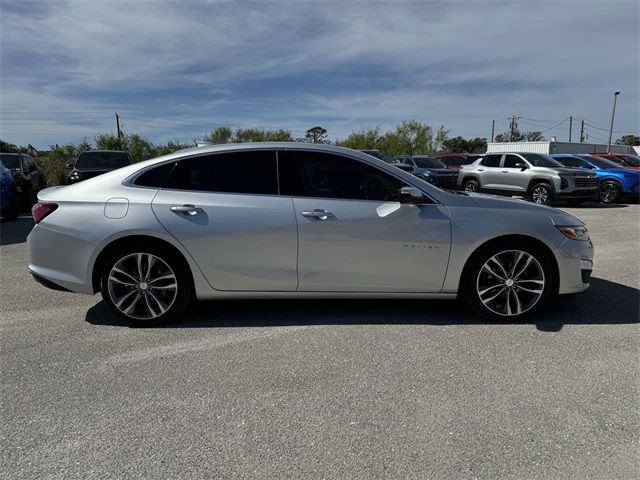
[
  {"left": 285, "top": 151, "right": 404, "bottom": 201},
  {"left": 482, "top": 154, "right": 502, "bottom": 167},
  {"left": 503, "top": 155, "right": 524, "bottom": 168},
  {"left": 166, "top": 150, "right": 278, "bottom": 195}
]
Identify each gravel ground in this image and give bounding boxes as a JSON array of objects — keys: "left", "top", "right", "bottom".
[{"left": 1, "top": 203, "right": 638, "bottom": 479}]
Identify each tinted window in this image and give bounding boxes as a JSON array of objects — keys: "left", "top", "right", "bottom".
[
  {"left": 580, "top": 156, "right": 622, "bottom": 169},
  {"left": 413, "top": 157, "right": 445, "bottom": 168},
  {"left": 0, "top": 153, "right": 20, "bottom": 169},
  {"left": 134, "top": 162, "right": 176, "bottom": 187},
  {"left": 616, "top": 155, "right": 640, "bottom": 166},
  {"left": 166, "top": 151, "right": 278, "bottom": 195},
  {"left": 521, "top": 153, "right": 563, "bottom": 168},
  {"left": 503, "top": 155, "right": 524, "bottom": 168},
  {"left": 556, "top": 157, "right": 585, "bottom": 168},
  {"left": 441, "top": 156, "right": 462, "bottom": 166},
  {"left": 286, "top": 151, "right": 404, "bottom": 201},
  {"left": 76, "top": 152, "right": 132, "bottom": 169},
  {"left": 482, "top": 154, "right": 502, "bottom": 167}
]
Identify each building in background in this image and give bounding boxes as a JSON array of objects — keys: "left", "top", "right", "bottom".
[{"left": 486, "top": 141, "right": 639, "bottom": 155}]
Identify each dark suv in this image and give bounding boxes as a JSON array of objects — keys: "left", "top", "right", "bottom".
[
  {"left": 68, "top": 150, "right": 133, "bottom": 184},
  {"left": 0, "top": 152, "right": 47, "bottom": 208}
]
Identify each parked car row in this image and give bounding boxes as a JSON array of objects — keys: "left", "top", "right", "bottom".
[{"left": 358, "top": 149, "right": 638, "bottom": 207}]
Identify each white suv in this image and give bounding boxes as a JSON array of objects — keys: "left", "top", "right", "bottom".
[{"left": 458, "top": 152, "right": 599, "bottom": 205}]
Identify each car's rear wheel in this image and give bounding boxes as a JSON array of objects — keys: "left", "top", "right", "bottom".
[
  {"left": 529, "top": 183, "right": 554, "bottom": 205},
  {"left": 463, "top": 179, "right": 479, "bottom": 192},
  {"left": 463, "top": 243, "right": 555, "bottom": 320},
  {"left": 598, "top": 181, "right": 621, "bottom": 204},
  {"left": 100, "top": 245, "right": 192, "bottom": 326}
]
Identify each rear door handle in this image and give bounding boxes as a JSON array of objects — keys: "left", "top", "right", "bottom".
[
  {"left": 170, "top": 204, "right": 203, "bottom": 215},
  {"left": 301, "top": 209, "right": 335, "bottom": 220},
  {"left": 501, "top": 170, "right": 508, "bottom": 173}
]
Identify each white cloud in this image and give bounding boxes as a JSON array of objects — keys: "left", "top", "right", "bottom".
[{"left": 0, "top": 0, "right": 637, "bottom": 147}]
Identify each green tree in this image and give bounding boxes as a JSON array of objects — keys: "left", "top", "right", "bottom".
[
  {"left": 154, "top": 140, "right": 194, "bottom": 156},
  {"left": 204, "top": 127, "right": 233, "bottom": 144},
  {"left": 494, "top": 129, "right": 543, "bottom": 142},
  {"left": 336, "top": 127, "right": 381, "bottom": 150},
  {"left": 0, "top": 139, "right": 19, "bottom": 153},
  {"left": 615, "top": 134, "right": 640, "bottom": 146},
  {"left": 303, "top": 126, "right": 329, "bottom": 143}
]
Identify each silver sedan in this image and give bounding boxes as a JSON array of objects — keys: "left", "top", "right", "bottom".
[{"left": 27, "top": 143, "right": 594, "bottom": 326}]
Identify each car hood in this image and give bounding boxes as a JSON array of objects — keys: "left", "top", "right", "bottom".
[
  {"left": 460, "top": 192, "right": 584, "bottom": 225},
  {"left": 554, "top": 167, "right": 597, "bottom": 177}
]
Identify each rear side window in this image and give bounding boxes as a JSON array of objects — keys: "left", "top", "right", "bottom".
[
  {"left": 165, "top": 151, "right": 278, "bottom": 195},
  {"left": 283, "top": 150, "right": 404, "bottom": 201},
  {"left": 134, "top": 162, "right": 176, "bottom": 187},
  {"left": 482, "top": 154, "right": 502, "bottom": 167}
]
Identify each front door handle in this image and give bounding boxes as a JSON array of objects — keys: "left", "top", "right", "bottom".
[
  {"left": 301, "top": 209, "right": 335, "bottom": 220},
  {"left": 477, "top": 168, "right": 485, "bottom": 171},
  {"left": 170, "top": 204, "right": 203, "bottom": 216},
  {"left": 501, "top": 170, "right": 508, "bottom": 173}
]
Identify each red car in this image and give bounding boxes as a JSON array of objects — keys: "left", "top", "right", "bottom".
[
  {"left": 588, "top": 153, "right": 640, "bottom": 170},
  {"left": 435, "top": 153, "right": 484, "bottom": 170}
]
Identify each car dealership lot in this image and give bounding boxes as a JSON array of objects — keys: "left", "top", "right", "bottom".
[{"left": 1, "top": 205, "right": 638, "bottom": 479}]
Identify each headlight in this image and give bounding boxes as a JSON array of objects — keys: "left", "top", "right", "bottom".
[{"left": 556, "top": 225, "right": 589, "bottom": 241}]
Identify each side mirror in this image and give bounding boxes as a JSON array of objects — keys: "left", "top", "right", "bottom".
[
  {"left": 399, "top": 186, "right": 428, "bottom": 204},
  {"left": 514, "top": 162, "right": 528, "bottom": 171}
]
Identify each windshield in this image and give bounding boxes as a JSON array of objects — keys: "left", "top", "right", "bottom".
[
  {"left": 521, "top": 153, "right": 564, "bottom": 168},
  {"left": 581, "top": 156, "right": 624, "bottom": 169},
  {"left": 0, "top": 153, "right": 20, "bottom": 169},
  {"left": 413, "top": 157, "right": 445, "bottom": 169},
  {"left": 76, "top": 152, "right": 131, "bottom": 169},
  {"left": 616, "top": 155, "right": 640, "bottom": 166},
  {"left": 361, "top": 150, "right": 397, "bottom": 164}
]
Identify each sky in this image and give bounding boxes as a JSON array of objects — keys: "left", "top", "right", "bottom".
[{"left": 1, "top": 0, "right": 638, "bottom": 149}]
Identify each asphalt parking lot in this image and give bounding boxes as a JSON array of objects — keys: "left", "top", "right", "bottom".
[{"left": 1, "top": 204, "right": 639, "bottom": 479}]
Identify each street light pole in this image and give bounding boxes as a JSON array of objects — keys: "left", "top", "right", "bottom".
[{"left": 607, "top": 91, "right": 620, "bottom": 153}]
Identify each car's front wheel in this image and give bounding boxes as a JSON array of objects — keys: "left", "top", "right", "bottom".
[
  {"left": 462, "top": 179, "right": 479, "bottom": 192},
  {"left": 462, "top": 243, "right": 555, "bottom": 320},
  {"left": 529, "top": 183, "right": 554, "bottom": 205},
  {"left": 100, "top": 244, "right": 192, "bottom": 326}
]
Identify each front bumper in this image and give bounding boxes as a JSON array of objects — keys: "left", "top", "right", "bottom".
[
  {"left": 555, "top": 188, "right": 598, "bottom": 200},
  {"left": 556, "top": 238, "right": 594, "bottom": 295}
]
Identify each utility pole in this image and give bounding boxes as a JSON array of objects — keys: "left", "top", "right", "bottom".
[
  {"left": 508, "top": 116, "right": 519, "bottom": 142},
  {"left": 491, "top": 120, "right": 495, "bottom": 143},
  {"left": 607, "top": 91, "right": 620, "bottom": 153},
  {"left": 115, "top": 112, "right": 122, "bottom": 140},
  {"left": 579, "top": 120, "right": 585, "bottom": 143},
  {"left": 569, "top": 116, "right": 572, "bottom": 142}
]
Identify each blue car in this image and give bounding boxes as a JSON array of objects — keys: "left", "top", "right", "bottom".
[
  {"left": 1, "top": 161, "right": 18, "bottom": 220},
  {"left": 550, "top": 154, "right": 640, "bottom": 204}
]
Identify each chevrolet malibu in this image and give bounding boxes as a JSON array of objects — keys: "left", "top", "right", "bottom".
[{"left": 27, "top": 143, "right": 593, "bottom": 326}]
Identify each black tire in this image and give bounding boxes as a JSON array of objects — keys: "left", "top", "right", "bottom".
[
  {"left": 598, "top": 181, "right": 621, "bottom": 204},
  {"left": 463, "top": 178, "right": 479, "bottom": 192},
  {"left": 462, "top": 241, "right": 555, "bottom": 321},
  {"left": 100, "top": 243, "right": 193, "bottom": 327},
  {"left": 529, "top": 182, "right": 554, "bottom": 206}
]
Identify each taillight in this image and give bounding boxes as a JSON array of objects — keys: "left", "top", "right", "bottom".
[{"left": 32, "top": 203, "right": 58, "bottom": 223}]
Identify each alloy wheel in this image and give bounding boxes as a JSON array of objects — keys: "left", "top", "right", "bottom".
[
  {"left": 476, "top": 250, "right": 545, "bottom": 317},
  {"left": 599, "top": 183, "right": 619, "bottom": 203},
  {"left": 464, "top": 182, "right": 478, "bottom": 192},
  {"left": 531, "top": 186, "right": 550, "bottom": 204},
  {"left": 107, "top": 253, "right": 178, "bottom": 320}
]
